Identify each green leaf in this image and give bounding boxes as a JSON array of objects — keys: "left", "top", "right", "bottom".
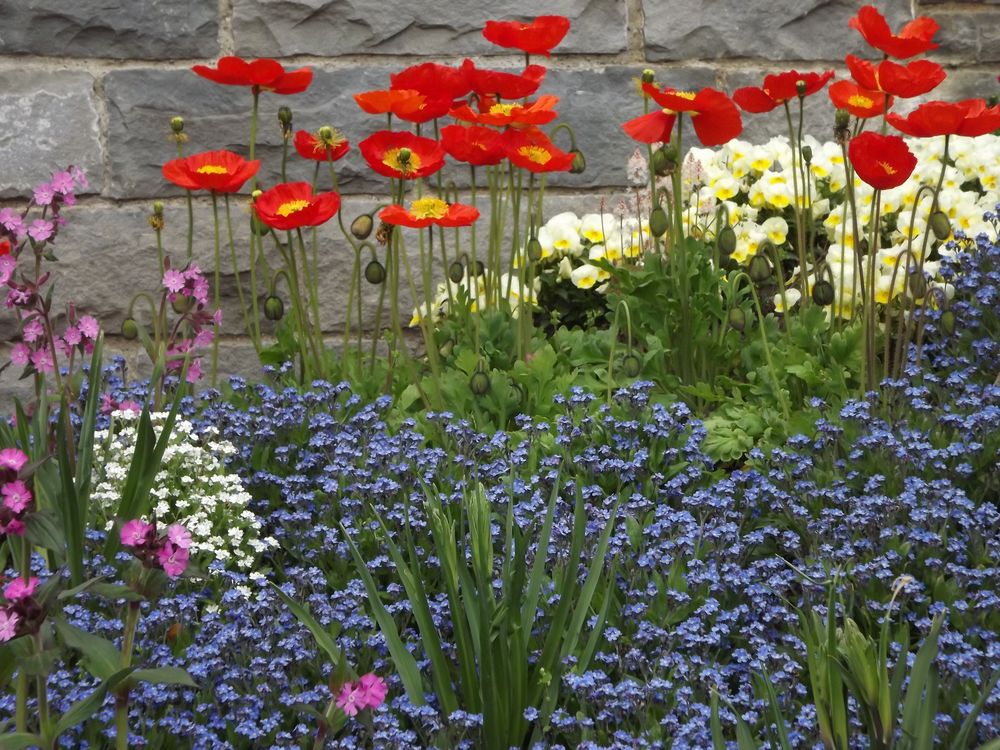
[
  {"left": 130, "top": 666, "right": 197, "bottom": 688},
  {"left": 54, "top": 617, "right": 122, "bottom": 681},
  {"left": 0, "top": 733, "right": 42, "bottom": 749},
  {"left": 267, "top": 582, "right": 342, "bottom": 667},
  {"left": 22, "top": 510, "right": 65, "bottom": 556},
  {"left": 51, "top": 667, "right": 134, "bottom": 738},
  {"left": 710, "top": 692, "right": 726, "bottom": 750}
]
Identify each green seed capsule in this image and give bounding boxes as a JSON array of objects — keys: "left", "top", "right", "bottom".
[
  {"left": 728, "top": 307, "right": 746, "bottom": 332},
  {"left": 172, "top": 295, "right": 194, "bottom": 314},
  {"left": 526, "top": 237, "right": 543, "bottom": 262},
  {"left": 907, "top": 271, "right": 927, "bottom": 299},
  {"left": 940, "top": 309, "right": 956, "bottom": 336},
  {"left": 469, "top": 371, "right": 491, "bottom": 396},
  {"left": 718, "top": 226, "right": 737, "bottom": 254},
  {"left": 472, "top": 260, "right": 486, "bottom": 277},
  {"left": 651, "top": 148, "right": 670, "bottom": 176},
  {"left": 622, "top": 354, "right": 641, "bottom": 377},
  {"left": 748, "top": 254, "right": 772, "bottom": 283},
  {"left": 264, "top": 295, "right": 284, "bottom": 321},
  {"left": 812, "top": 279, "right": 835, "bottom": 306},
  {"left": 649, "top": 206, "right": 668, "bottom": 238},
  {"left": 929, "top": 210, "right": 951, "bottom": 241},
  {"left": 364, "top": 260, "right": 386, "bottom": 285},
  {"left": 448, "top": 261, "right": 465, "bottom": 284},
  {"left": 121, "top": 318, "right": 139, "bottom": 340},
  {"left": 351, "top": 214, "right": 374, "bottom": 240}
]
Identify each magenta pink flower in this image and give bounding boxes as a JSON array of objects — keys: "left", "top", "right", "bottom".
[
  {"left": 120, "top": 518, "right": 155, "bottom": 548},
  {"left": 163, "top": 269, "right": 186, "bottom": 293},
  {"left": 22, "top": 319, "right": 44, "bottom": 343},
  {"left": 0, "top": 449, "right": 28, "bottom": 473},
  {"left": 166, "top": 523, "right": 192, "bottom": 550},
  {"left": 2, "top": 480, "right": 32, "bottom": 513},
  {"left": 62, "top": 325, "right": 82, "bottom": 347},
  {"left": 9, "top": 343, "right": 29, "bottom": 367},
  {"left": 3, "top": 576, "right": 39, "bottom": 602},
  {"left": 357, "top": 673, "right": 387, "bottom": 709},
  {"left": 119, "top": 399, "right": 141, "bottom": 414},
  {"left": 0, "top": 256, "right": 15, "bottom": 286},
  {"left": 0, "top": 609, "right": 19, "bottom": 642},
  {"left": 33, "top": 184, "right": 55, "bottom": 206},
  {"left": 29, "top": 348, "right": 53, "bottom": 374},
  {"left": 50, "top": 171, "right": 74, "bottom": 194},
  {"left": 0, "top": 518, "right": 26, "bottom": 537},
  {"left": 78, "top": 315, "right": 99, "bottom": 339},
  {"left": 336, "top": 682, "right": 364, "bottom": 717},
  {"left": 0, "top": 208, "right": 23, "bottom": 234},
  {"left": 27, "top": 219, "right": 53, "bottom": 243},
  {"left": 157, "top": 542, "right": 189, "bottom": 577},
  {"left": 186, "top": 358, "right": 203, "bottom": 384}
]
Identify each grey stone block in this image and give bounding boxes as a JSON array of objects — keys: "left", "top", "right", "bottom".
[
  {"left": 931, "top": 9, "right": 1000, "bottom": 62},
  {"left": 0, "top": 69, "right": 102, "bottom": 197},
  {"left": 232, "top": 0, "right": 627, "bottom": 57},
  {"left": 0, "top": 0, "right": 218, "bottom": 59},
  {"left": 643, "top": 0, "right": 912, "bottom": 61}
]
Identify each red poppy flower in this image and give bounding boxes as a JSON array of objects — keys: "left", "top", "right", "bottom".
[
  {"left": 848, "top": 5, "right": 939, "bottom": 59},
  {"left": 733, "top": 70, "right": 835, "bottom": 113},
  {"left": 624, "top": 85, "right": 742, "bottom": 147},
  {"left": 501, "top": 127, "right": 575, "bottom": 173},
  {"left": 460, "top": 59, "right": 547, "bottom": 100},
  {"left": 353, "top": 89, "right": 451, "bottom": 123},
  {"left": 254, "top": 182, "right": 340, "bottom": 231},
  {"left": 887, "top": 99, "right": 1000, "bottom": 138},
  {"left": 380, "top": 197, "right": 480, "bottom": 229},
  {"left": 390, "top": 62, "right": 470, "bottom": 100},
  {"left": 191, "top": 56, "right": 312, "bottom": 95},
  {"left": 440, "top": 125, "right": 505, "bottom": 166},
  {"left": 358, "top": 131, "right": 446, "bottom": 180},
  {"left": 449, "top": 94, "right": 560, "bottom": 128},
  {"left": 294, "top": 129, "right": 350, "bottom": 162},
  {"left": 482, "top": 15, "right": 571, "bottom": 57},
  {"left": 848, "top": 132, "right": 917, "bottom": 190},
  {"left": 162, "top": 150, "right": 260, "bottom": 193},
  {"left": 828, "top": 80, "right": 893, "bottom": 119},
  {"left": 846, "top": 55, "right": 945, "bottom": 99}
]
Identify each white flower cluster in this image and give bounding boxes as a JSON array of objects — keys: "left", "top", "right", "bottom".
[
  {"left": 681, "top": 134, "right": 1000, "bottom": 318},
  {"left": 92, "top": 411, "right": 276, "bottom": 572}
]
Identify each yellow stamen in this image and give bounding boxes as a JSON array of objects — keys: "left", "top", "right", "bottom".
[
  {"left": 383, "top": 148, "right": 422, "bottom": 174},
  {"left": 276, "top": 199, "right": 311, "bottom": 217},
  {"left": 409, "top": 197, "right": 448, "bottom": 220},
  {"left": 878, "top": 160, "right": 897, "bottom": 175},
  {"left": 489, "top": 103, "right": 518, "bottom": 116},
  {"left": 848, "top": 94, "right": 874, "bottom": 108},
  {"left": 518, "top": 145, "right": 551, "bottom": 165},
  {"left": 196, "top": 164, "right": 229, "bottom": 175}
]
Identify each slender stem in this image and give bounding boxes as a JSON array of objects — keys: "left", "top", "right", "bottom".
[
  {"left": 209, "top": 193, "right": 223, "bottom": 385},
  {"left": 224, "top": 195, "right": 256, "bottom": 351},
  {"left": 176, "top": 140, "right": 194, "bottom": 260},
  {"left": 115, "top": 601, "right": 141, "bottom": 750}
]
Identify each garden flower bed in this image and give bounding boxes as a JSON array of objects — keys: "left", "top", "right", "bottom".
[{"left": 0, "top": 5, "right": 999, "bottom": 749}]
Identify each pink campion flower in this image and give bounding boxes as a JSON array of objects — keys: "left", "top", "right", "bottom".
[
  {"left": 0, "top": 449, "right": 28, "bottom": 473},
  {"left": 193, "top": 327, "right": 213, "bottom": 348},
  {"left": 336, "top": 682, "right": 364, "bottom": 717},
  {"left": 22, "top": 319, "right": 44, "bottom": 343},
  {"left": 61, "top": 192, "right": 77, "bottom": 207},
  {"left": 2, "top": 480, "right": 32, "bottom": 513},
  {"left": 163, "top": 268, "right": 186, "bottom": 294},
  {"left": 29, "top": 348, "right": 54, "bottom": 374},
  {"left": 0, "top": 609, "right": 19, "bottom": 642},
  {"left": 118, "top": 399, "right": 141, "bottom": 414},
  {"left": 10, "top": 343, "right": 30, "bottom": 367},
  {"left": 50, "top": 171, "right": 74, "bottom": 194},
  {"left": 3, "top": 576, "right": 39, "bottom": 602},
  {"left": 0, "top": 256, "right": 16, "bottom": 286},
  {"left": 6, "top": 287, "right": 32, "bottom": 308},
  {"left": 62, "top": 325, "right": 82, "bottom": 347},
  {"left": 78, "top": 315, "right": 99, "bottom": 340},
  {"left": 33, "top": 184, "right": 55, "bottom": 206},
  {"left": 27, "top": 219, "right": 54, "bottom": 243},
  {"left": 186, "top": 358, "right": 203, "bottom": 384},
  {"left": 120, "top": 518, "right": 155, "bottom": 548},
  {"left": 357, "top": 673, "right": 387, "bottom": 709},
  {"left": 0, "top": 208, "right": 21, "bottom": 233},
  {"left": 1, "top": 519, "right": 26, "bottom": 537},
  {"left": 166, "top": 523, "right": 192, "bottom": 550},
  {"left": 157, "top": 542, "right": 189, "bottom": 577}
]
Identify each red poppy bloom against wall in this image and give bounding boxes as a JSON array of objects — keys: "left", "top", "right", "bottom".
[
  {"left": 733, "top": 70, "right": 835, "bottom": 113},
  {"left": 828, "top": 80, "right": 893, "bottom": 119},
  {"left": 440, "top": 125, "right": 504, "bottom": 166},
  {"left": 390, "top": 62, "right": 471, "bottom": 101},
  {"left": 482, "top": 15, "right": 571, "bottom": 56},
  {"left": 461, "top": 60, "right": 547, "bottom": 100},
  {"left": 848, "top": 132, "right": 917, "bottom": 190},
  {"left": 254, "top": 182, "right": 340, "bottom": 230},
  {"left": 380, "top": 198, "right": 480, "bottom": 229},
  {"left": 449, "top": 95, "right": 561, "bottom": 128},
  {"left": 624, "top": 85, "right": 742, "bottom": 147},
  {"left": 294, "top": 129, "right": 350, "bottom": 162},
  {"left": 358, "top": 131, "right": 446, "bottom": 180},
  {"left": 887, "top": 99, "right": 1000, "bottom": 138},
  {"left": 848, "top": 5, "right": 939, "bottom": 59},
  {"left": 845, "top": 55, "right": 945, "bottom": 99},
  {"left": 501, "top": 127, "right": 575, "bottom": 173},
  {"left": 192, "top": 57, "right": 313, "bottom": 94},
  {"left": 354, "top": 89, "right": 453, "bottom": 123},
  {"left": 162, "top": 150, "right": 260, "bottom": 193}
]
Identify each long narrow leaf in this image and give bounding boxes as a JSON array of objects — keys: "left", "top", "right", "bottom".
[{"left": 268, "top": 582, "right": 343, "bottom": 667}]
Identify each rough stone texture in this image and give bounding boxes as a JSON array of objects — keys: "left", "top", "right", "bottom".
[
  {"left": 232, "top": 0, "right": 627, "bottom": 57},
  {"left": 644, "top": 0, "right": 913, "bottom": 61},
  {"left": 931, "top": 8, "right": 1000, "bottom": 62},
  {"left": 0, "top": 1, "right": 219, "bottom": 59},
  {"left": 0, "top": 70, "right": 102, "bottom": 197}
]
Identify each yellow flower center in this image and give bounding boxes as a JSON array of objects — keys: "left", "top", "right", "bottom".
[
  {"left": 276, "top": 199, "right": 311, "bottom": 217},
  {"left": 848, "top": 94, "right": 874, "bottom": 108},
  {"left": 489, "top": 103, "right": 518, "bottom": 116},
  {"left": 674, "top": 91, "right": 697, "bottom": 100},
  {"left": 196, "top": 164, "right": 229, "bottom": 175},
  {"left": 518, "top": 145, "right": 551, "bottom": 165},
  {"left": 409, "top": 197, "right": 448, "bottom": 220},
  {"left": 383, "top": 148, "right": 422, "bottom": 174},
  {"left": 878, "top": 160, "right": 897, "bottom": 175}
]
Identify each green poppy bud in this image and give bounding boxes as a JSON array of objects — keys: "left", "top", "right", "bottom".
[
  {"left": 649, "top": 206, "right": 668, "bottom": 238},
  {"left": 906, "top": 271, "right": 926, "bottom": 300},
  {"left": 469, "top": 371, "right": 491, "bottom": 396},
  {"left": 277, "top": 106, "right": 293, "bottom": 126},
  {"left": 728, "top": 307, "right": 746, "bottom": 332},
  {"left": 641, "top": 69, "right": 655, "bottom": 84},
  {"left": 170, "top": 116, "right": 184, "bottom": 134},
  {"left": 835, "top": 109, "right": 850, "bottom": 130},
  {"left": 152, "top": 201, "right": 164, "bottom": 215},
  {"left": 650, "top": 148, "right": 670, "bottom": 176},
  {"left": 351, "top": 214, "right": 374, "bottom": 240},
  {"left": 748, "top": 254, "right": 772, "bottom": 283},
  {"left": 929, "top": 210, "right": 951, "bottom": 241},
  {"left": 250, "top": 212, "right": 269, "bottom": 237},
  {"left": 622, "top": 354, "right": 641, "bottom": 377},
  {"left": 526, "top": 237, "right": 543, "bottom": 262},
  {"left": 812, "top": 279, "right": 835, "bottom": 306},
  {"left": 448, "top": 261, "right": 465, "bottom": 284},
  {"left": 718, "top": 226, "right": 737, "bottom": 254},
  {"left": 801, "top": 145, "right": 813, "bottom": 165},
  {"left": 940, "top": 309, "right": 956, "bottom": 335},
  {"left": 364, "top": 259, "right": 386, "bottom": 285},
  {"left": 472, "top": 260, "right": 486, "bottom": 277},
  {"left": 264, "top": 295, "right": 284, "bottom": 321},
  {"left": 121, "top": 318, "right": 139, "bottom": 340},
  {"left": 172, "top": 294, "right": 194, "bottom": 314},
  {"left": 569, "top": 149, "right": 586, "bottom": 174}
]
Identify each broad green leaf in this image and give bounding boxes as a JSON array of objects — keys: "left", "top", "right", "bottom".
[
  {"left": 130, "top": 666, "right": 197, "bottom": 688},
  {"left": 54, "top": 617, "right": 121, "bottom": 681}
]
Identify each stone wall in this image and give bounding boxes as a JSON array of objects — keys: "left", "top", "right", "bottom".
[{"left": 0, "top": 0, "right": 997, "bottom": 390}]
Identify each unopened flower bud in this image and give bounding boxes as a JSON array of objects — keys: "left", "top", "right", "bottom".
[
  {"left": 264, "top": 295, "right": 284, "bottom": 321},
  {"left": 170, "top": 116, "right": 185, "bottom": 134},
  {"left": 121, "top": 318, "right": 139, "bottom": 340},
  {"left": 728, "top": 307, "right": 746, "bottom": 332},
  {"left": 859, "top": 237, "right": 869, "bottom": 255},
  {"left": 250, "top": 212, "right": 268, "bottom": 236},
  {"left": 569, "top": 149, "right": 586, "bottom": 174},
  {"left": 796, "top": 80, "right": 807, "bottom": 97},
  {"left": 448, "top": 261, "right": 465, "bottom": 283},
  {"left": 364, "top": 259, "right": 386, "bottom": 285},
  {"left": 469, "top": 370, "right": 491, "bottom": 396},
  {"left": 649, "top": 206, "right": 668, "bottom": 238},
  {"left": 801, "top": 145, "right": 813, "bottom": 165},
  {"left": 526, "top": 237, "right": 542, "bottom": 262},
  {"left": 835, "top": 109, "right": 850, "bottom": 130},
  {"left": 748, "top": 254, "right": 772, "bottom": 283},
  {"left": 929, "top": 210, "right": 951, "bottom": 241},
  {"left": 278, "top": 106, "right": 293, "bottom": 126},
  {"left": 718, "top": 226, "right": 737, "bottom": 254},
  {"left": 172, "top": 294, "right": 194, "bottom": 314},
  {"left": 812, "top": 279, "right": 835, "bottom": 306},
  {"left": 472, "top": 260, "right": 485, "bottom": 277},
  {"left": 622, "top": 353, "right": 641, "bottom": 377},
  {"left": 152, "top": 201, "right": 164, "bottom": 215},
  {"left": 907, "top": 271, "right": 927, "bottom": 300},
  {"left": 641, "top": 69, "right": 655, "bottom": 84},
  {"left": 351, "top": 214, "right": 374, "bottom": 240},
  {"left": 251, "top": 189, "right": 263, "bottom": 201},
  {"left": 939, "top": 309, "right": 956, "bottom": 335},
  {"left": 651, "top": 148, "right": 670, "bottom": 176}
]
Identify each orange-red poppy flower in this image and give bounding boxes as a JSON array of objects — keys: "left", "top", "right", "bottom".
[
  {"left": 192, "top": 56, "right": 312, "bottom": 95},
  {"left": 254, "top": 182, "right": 340, "bottom": 230},
  {"left": 624, "top": 85, "right": 742, "bottom": 147},
  {"left": 380, "top": 197, "right": 480, "bottom": 229},
  {"left": 449, "top": 94, "right": 560, "bottom": 128},
  {"left": 358, "top": 131, "right": 446, "bottom": 180},
  {"left": 848, "top": 5, "right": 939, "bottom": 59},
  {"left": 162, "top": 150, "right": 260, "bottom": 193},
  {"left": 294, "top": 129, "right": 350, "bottom": 162},
  {"left": 440, "top": 125, "right": 505, "bottom": 166},
  {"left": 848, "top": 132, "right": 917, "bottom": 190},
  {"left": 390, "top": 62, "right": 470, "bottom": 100},
  {"left": 828, "top": 80, "right": 892, "bottom": 119},
  {"left": 733, "top": 70, "right": 835, "bottom": 113},
  {"left": 501, "top": 127, "right": 576, "bottom": 173},
  {"left": 353, "top": 89, "right": 453, "bottom": 123},
  {"left": 482, "top": 15, "right": 571, "bottom": 57},
  {"left": 887, "top": 99, "right": 1000, "bottom": 138},
  {"left": 460, "top": 59, "right": 547, "bottom": 100},
  {"left": 846, "top": 55, "right": 945, "bottom": 99}
]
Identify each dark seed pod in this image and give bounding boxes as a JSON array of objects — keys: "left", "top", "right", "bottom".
[
  {"left": 929, "top": 210, "right": 951, "bottom": 241},
  {"left": 940, "top": 309, "right": 956, "bottom": 336},
  {"left": 748, "top": 254, "right": 772, "bottom": 283},
  {"left": 718, "top": 226, "right": 737, "bottom": 255},
  {"left": 472, "top": 260, "right": 486, "bottom": 277},
  {"left": 859, "top": 237, "right": 870, "bottom": 254},
  {"left": 526, "top": 237, "right": 543, "bottom": 262},
  {"left": 622, "top": 354, "right": 642, "bottom": 377},
  {"left": 728, "top": 307, "right": 746, "bottom": 332},
  {"left": 469, "top": 371, "right": 491, "bottom": 396},
  {"left": 812, "top": 279, "right": 835, "bottom": 306},
  {"left": 801, "top": 144, "right": 813, "bottom": 165},
  {"left": 121, "top": 318, "right": 139, "bottom": 340},
  {"left": 448, "top": 261, "right": 465, "bottom": 284},
  {"left": 649, "top": 206, "right": 668, "bottom": 238},
  {"left": 351, "top": 214, "right": 374, "bottom": 240},
  {"left": 364, "top": 260, "right": 386, "bottom": 285},
  {"left": 264, "top": 295, "right": 285, "bottom": 321}
]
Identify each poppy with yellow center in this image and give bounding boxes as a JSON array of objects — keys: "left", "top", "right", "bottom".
[
  {"left": 254, "top": 181, "right": 340, "bottom": 231},
  {"left": 359, "top": 131, "right": 445, "bottom": 180},
  {"left": 162, "top": 149, "right": 259, "bottom": 193},
  {"left": 380, "top": 197, "right": 480, "bottom": 229},
  {"left": 503, "top": 127, "right": 575, "bottom": 173}
]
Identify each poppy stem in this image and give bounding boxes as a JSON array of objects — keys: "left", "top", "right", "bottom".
[
  {"left": 224, "top": 195, "right": 257, "bottom": 352},
  {"left": 210, "top": 192, "right": 223, "bottom": 385}
]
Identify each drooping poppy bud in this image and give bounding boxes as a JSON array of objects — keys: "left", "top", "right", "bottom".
[
  {"left": 718, "top": 226, "right": 737, "bottom": 254},
  {"left": 364, "top": 260, "right": 386, "bottom": 285},
  {"left": 748, "top": 254, "right": 772, "bottom": 283},
  {"left": 622, "top": 354, "right": 641, "bottom": 377},
  {"left": 728, "top": 307, "right": 746, "bottom": 332},
  {"left": 351, "top": 214, "right": 374, "bottom": 240},
  {"left": 264, "top": 295, "right": 284, "bottom": 321},
  {"left": 448, "top": 261, "right": 465, "bottom": 283},
  {"left": 812, "top": 279, "right": 835, "bottom": 306},
  {"left": 469, "top": 371, "right": 491, "bottom": 396},
  {"left": 649, "top": 206, "right": 668, "bottom": 238},
  {"left": 929, "top": 210, "right": 951, "bottom": 241}
]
